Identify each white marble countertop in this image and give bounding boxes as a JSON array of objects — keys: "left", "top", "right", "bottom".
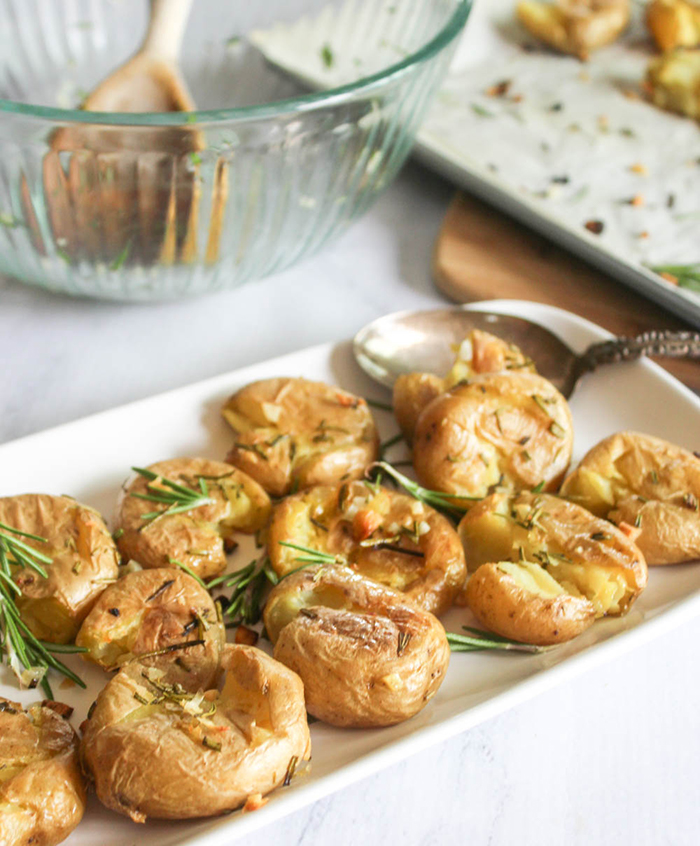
[{"left": 1, "top": 161, "right": 699, "bottom": 846}]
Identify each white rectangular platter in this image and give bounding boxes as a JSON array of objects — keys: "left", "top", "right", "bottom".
[
  {"left": 2, "top": 300, "right": 700, "bottom": 845},
  {"left": 252, "top": 0, "right": 700, "bottom": 326}
]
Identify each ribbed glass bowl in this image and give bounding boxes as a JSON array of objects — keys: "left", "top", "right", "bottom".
[{"left": 0, "top": 0, "right": 471, "bottom": 300}]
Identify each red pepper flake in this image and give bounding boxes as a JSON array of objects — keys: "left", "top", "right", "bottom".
[
  {"left": 486, "top": 79, "right": 512, "bottom": 97},
  {"left": 584, "top": 220, "right": 605, "bottom": 235},
  {"left": 242, "top": 793, "right": 268, "bottom": 813},
  {"left": 637, "top": 231, "right": 650, "bottom": 239},
  {"left": 659, "top": 272, "right": 678, "bottom": 285},
  {"left": 629, "top": 194, "right": 645, "bottom": 207},
  {"left": 630, "top": 163, "right": 648, "bottom": 175}
]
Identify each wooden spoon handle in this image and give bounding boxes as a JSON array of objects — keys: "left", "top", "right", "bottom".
[
  {"left": 578, "top": 331, "right": 700, "bottom": 377},
  {"left": 142, "top": 0, "right": 194, "bottom": 60}
]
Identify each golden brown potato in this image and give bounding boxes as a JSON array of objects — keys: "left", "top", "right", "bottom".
[
  {"left": 80, "top": 645, "right": 310, "bottom": 822},
  {"left": 0, "top": 697, "right": 86, "bottom": 846},
  {"left": 465, "top": 561, "right": 597, "bottom": 644},
  {"left": 647, "top": 47, "right": 700, "bottom": 120},
  {"left": 412, "top": 372, "right": 574, "bottom": 504},
  {"left": 222, "top": 377, "right": 379, "bottom": 497},
  {"left": 0, "top": 494, "right": 120, "bottom": 644},
  {"left": 393, "top": 330, "right": 536, "bottom": 443},
  {"left": 460, "top": 491, "right": 647, "bottom": 644},
  {"left": 647, "top": 0, "right": 700, "bottom": 51},
  {"left": 263, "top": 565, "right": 450, "bottom": 728},
  {"left": 267, "top": 480, "right": 467, "bottom": 616},
  {"left": 560, "top": 431, "right": 700, "bottom": 564},
  {"left": 116, "top": 457, "right": 270, "bottom": 580},
  {"left": 517, "top": 0, "right": 631, "bottom": 60},
  {"left": 76, "top": 568, "right": 224, "bottom": 690}
]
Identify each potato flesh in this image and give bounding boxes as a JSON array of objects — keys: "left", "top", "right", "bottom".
[
  {"left": 647, "top": 0, "right": 700, "bottom": 51},
  {"left": 647, "top": 48, "right": 700, "bottom": 120},
  {"left": 496, "top": 561, "right": 566, "bottom": 598}
]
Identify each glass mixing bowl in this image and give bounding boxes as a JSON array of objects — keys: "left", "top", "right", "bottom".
[{"left": 0, "top": 0, "right": 472, "bottom": 300}]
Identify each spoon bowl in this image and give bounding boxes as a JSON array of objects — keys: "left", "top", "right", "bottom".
[{"left": 353, "top": 306, "right": 700, "bottom": 399}]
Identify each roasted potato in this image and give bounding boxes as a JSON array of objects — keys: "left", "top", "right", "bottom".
[
  {"left": 459, "top": 491, "right": 647, "bottom": 644},
  {"left": 561, "top": 431, "right": 700, "bottom": 564},
  {"left": 0, "top": 697, "right": 86, "bottom": 846},
  {"left": 647, "top": 47, "right": 700, "bottom": 120},
  {"left": 76, "top": 568, "right": 224, "bottom": 690},
  {"left": 647, "top": 0, "right": 700, "bottom": 51},
  {"left": 0, "top": 494, "right": 120, "bottom": 644},
  {"left": 393, "top": 329, "right": 536, "bottom": 443},
  {"left": 80, "top": 645, "right": 310, "bottom": 821},
  {"left": 412, "top": 372, "right": 574, "bottom": 504},
  {"left": 517, "top": 0, "right": 631, "bottom": 60},
  {"left": 267, "top": 480, "right": 467, "bottom": 616},
  {"left": 222, "top": 377, "right": 379, "bottom": 497},
  {"left": 263, "top": 565, "right": 450, "bottom": 728},
  {"left": 116, "top": 457, "right": 270, "bottom": 580}
]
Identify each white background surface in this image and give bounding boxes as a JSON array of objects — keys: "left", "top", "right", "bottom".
[{"left": 1, "top": 160, "right": 699, "bottom": 845}]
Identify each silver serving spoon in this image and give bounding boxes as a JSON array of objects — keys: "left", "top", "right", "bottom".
[{"left": 353, "top": 307, "right": 700, "bottom": 399}]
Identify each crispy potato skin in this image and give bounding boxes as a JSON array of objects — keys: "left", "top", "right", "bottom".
[
  {"left": 116, "top": 457, "right": 270, "bottom": 580},
  {"left": 264, "top": 566, "right": 450, "bottom": 728},
  {"left": 647, "top": 0, "right": 700, "bottom": 51},
  {"left": 413, "top": 372, "right": 573, "bottom": 503},
  {"left": 561, "top": 431, "right": 700, "bottom": 564},
  {"left": 0, "top": 697, "right": 86, "bottom": 846},
  {"left": 0, "top": 494, "right": 120, "bottom": 644},
  {"left": 80, "top": 645, "right": 310, "bottom": 821},
  {"left": 393, "top": 373, "right": 444, "bottom": 444},
  {"left": 517, "top": 0, "right": 631, "bottom": 60},
  {"left": 647, "top": 48, "right": 700, "bottom": 121},
  {"left": 460, "top": 491, "right": 647, "bottom": 614},
  {"left": 222, "top": 377, "right": 379, "bottom": 497},
  {"left": 465, "top": 562, "right": 596, "bottom": 645},
  {"left": 392, "top": 330, "right": 536, "bottom": 443},
  {"left": 267, "top": 481, "right": 466, "bottom": 616},
  {"left": 76, "top": 568, "right": 224, "bottom": 690}
]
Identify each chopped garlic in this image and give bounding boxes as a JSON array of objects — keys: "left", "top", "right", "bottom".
[
  {"left": 261, "top": 402, "right": 282, "bottom": 424},
  {"left": 416, "top": 521, "right": 431, "bottom": 536}
]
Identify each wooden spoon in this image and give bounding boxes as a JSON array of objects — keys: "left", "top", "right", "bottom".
[{"left": 40, "top": 0, "right": 212, "bottom": 269}]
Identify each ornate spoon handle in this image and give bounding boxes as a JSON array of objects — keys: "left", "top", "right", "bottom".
[{"left": 576, "top": 330, "right": 700, "bottom": 377}]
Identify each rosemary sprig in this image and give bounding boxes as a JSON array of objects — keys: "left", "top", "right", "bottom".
[
  {"left": 130, "top": 467, "right": 214, "bottom": 529},
  {"left": 210, "top": 558, "right": 278, "bottom": 626},
  {"left": 366, "top": 398, "right": 393, "bottom": 412},
  {"left": 0, "top": 523, "right": 86, "bottom": 696},
  {"left": 278, "top": 541, "right": 346, "bottom": 567},
  {"left": 649, "top": 263, "right": 700, "bottom": 292},
  {"left": 446, "top": 626, "right": 549, "bottom": 654},
  {"left": 168, "top": 557, "right": 207, "bottom": 588},
  {"left": 369, "top": 461, "right": 478, "bottom": 516}
]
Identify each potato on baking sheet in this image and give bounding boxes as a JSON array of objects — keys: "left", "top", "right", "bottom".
[
  {"left": 647, "top": 0, "right": 700, "bottom": 51},
  {"left": 0, "top": 697, "right": 86, "bottom": 846},
  {"left": 393, "top": 329, "right": 536, "bottom": 443},
  {"left": 412, "top": 372, "right": 574, "bottom": 504},
  {"left": 76, "top": 567, "right": 224, "bottom": 690},
  {"left": 263, "top": 565, "right": 449, "bottom": 728},
  {"left": 647, "top": 48, "right": 700, "bottom": 121},
  {"left": 116, "top": 457, "right": 270, "bottom": 580},
  {"left": 222, "top": 377, "right": 379, "bottom": 497},
  {"left": 459, "top": 491, "right": 647, "bottom": 644},
  {"left": 267, "top": 480, "right": 466, "bottom": 616},
  {"left": 0, "top": 493, "right": 120, "bottom": 644},
  {"left": 560, "top": 431, "right": 700, "bottom": 564},
  {"left": 80, "top": 645, "right": 310, "bottom": 822},
  {"left": 517, "top": 0, "right": 631, "bottom": 60}
]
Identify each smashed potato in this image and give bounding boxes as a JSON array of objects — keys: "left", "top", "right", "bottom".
[
  {"left": 76, "top": 568, "right": 224, "bottom": 690},
  {"left": 223, "top": 377, "right": 379, "bottom": 497},
  {"left": 517, "top": 0, "right": 631, "bottom": 60},
  {"left": 561, "top": 431, "right": 700, "bottom": 564},
  {"left": 263, "top": 566, "right": 450, "bottom": 728},
  {"left": 267, "top": 480, "right": 467, "bottom": 616},
  {"left": 116, "top": 457, "right": 270, "bottom": 580},
  {"left": 647, "top": 47, "right": 700, "bottom": 120},
  {"left": 393, "top": 329, "right": 536, "bottom": 443},
  {"left": 412, "top": 372, "right": 574, "bottom": 503},
  {"left": 460, "top": 491, "right": 647, "bottom": 644},
  {"left": 0, "top": 697, "right": 86, "bottom": 846},
  {"left": 0, "top": 494, "right": 120, "bottom": 644},
  {"left": 80, "top": 645, "right": 310, "bottom": 821},
  {"left": 647, "top": 0, "right": 700, "bottom": 51}
]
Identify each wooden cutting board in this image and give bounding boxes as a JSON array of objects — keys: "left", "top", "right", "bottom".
[{"left": 432, "top": 191, "right": 700, "bottom": 393}]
